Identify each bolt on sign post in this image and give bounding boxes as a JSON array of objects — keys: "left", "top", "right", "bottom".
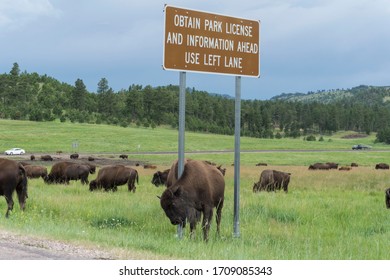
[{"left": 163, "top": 5, "right": 260, "bottom": 238}]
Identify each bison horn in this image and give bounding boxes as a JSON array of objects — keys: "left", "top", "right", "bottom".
[{"left": 156, "top": 195, "right": 161, "bottom": 200}]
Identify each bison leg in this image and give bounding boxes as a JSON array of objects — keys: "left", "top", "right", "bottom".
[
  {"left": 216, "top": 199, "right": 224, "bottom": 236},
  {"left": 189, "top": 222, "right": 197, "bottom": 239},
  {"left": 202, "top": 207, "right": 213, "bottom": 241},
  {"left": 4, "top": 195, "right": 14, "bottom": 218},
  {"left": 81, "top": 177, "right": 88, "bottom": 185},
  {"left": 127, "top": 181, "right": 136, "bottom": 192}
]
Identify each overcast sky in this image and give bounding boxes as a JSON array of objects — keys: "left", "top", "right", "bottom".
[{"left": 1, "top": 0, "right": 389, "bottom": 100}]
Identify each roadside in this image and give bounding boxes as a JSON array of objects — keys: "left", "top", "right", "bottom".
[{"left": 0, "top": 229, "right": 166, "bottom": 260}]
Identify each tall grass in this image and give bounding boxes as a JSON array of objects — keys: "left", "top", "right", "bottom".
[
  {"left": 1, "top": 120, "right": 390, "bottom": 259},
  {"left": 1, "top": 165, "right": 389, "bottom": 259}
]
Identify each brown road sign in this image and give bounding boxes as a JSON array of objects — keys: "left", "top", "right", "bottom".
[{"left": 163, "top": 5, "right": 260, "bottom": 77}]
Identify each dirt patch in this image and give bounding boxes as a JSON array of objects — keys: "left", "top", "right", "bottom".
[
  {"left": 15, "top": 153, "right": 148, "bottom": 168},
  {"left": 341, "top": 133, "right": 368, "bottom": 139}
]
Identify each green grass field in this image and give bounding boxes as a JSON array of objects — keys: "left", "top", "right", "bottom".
[{"left": 0, "top": 119, "right": 390, "bottom": 259}]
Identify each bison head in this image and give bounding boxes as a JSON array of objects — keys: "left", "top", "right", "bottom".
[
  {"left": 89, "top": 180, "right": 98, "bottom": 191},
  {"left": 253, "top": 182, "right": 260, "bottom": 192},
  {"left": 151, "top": 171, "right": 164, "bottom": 187},
  {"left": 160, "top": 186, "right": 189, "bottom": 227}
]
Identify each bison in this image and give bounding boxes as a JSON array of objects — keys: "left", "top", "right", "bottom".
[
  {"left": 159, "top": 159, "right": 225, "bottom": 241},
  {"left": 70, "top": 153, "right": 79, "bottom": 159},
  {"left": 144, "top": 164, "right": 157, "bottom": 169},
  {"left": 253, "top": 169, "right": 274, "bottom": 192},
  {"left": 0, "top": 158, "right": 28, "bottom": 218},
  {"left": 63, "top": 164, "right": 90, "bottom": 184},
  {"left": 375, "top": 163, "right": 389, "bottom": 170},
  {"left": 253, "top": 169, "right": 291, "bottom": 193},
  {"left": 385, "top": 188, "right": 390, "bottom": 209},
  {"left": 24, "top": 165, "right": 48, "bottom": 179},
  {"left": 308, "top": 163, "right": 330, "bottom": 170},
  {"left": 339, "top": 166, "right": 351, "bottom": 171},
  {"left": 44, "top": 161, "right": 78, "bottom": 184},
  {"left": 119, "top": 154, "right": 128, "bottom": 159},
  {"left": 89, "top": 165, "right": 139, "bottom": 192},
  {"left": 151, "top": 169, "right": 170, "bottom": 187},
  {"left": 41, "top": 155, "right": 53, "bottom": 161}
]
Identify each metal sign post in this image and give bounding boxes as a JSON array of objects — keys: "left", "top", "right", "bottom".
[
  {"left": 233, "top": 76, "right": 241, "bottom": 238},
  {"left": 177, "top": 71, "right": 186, "bottom": 239},
  {"left": 163, "top": 5, "right": 260, "bottom": 239}
]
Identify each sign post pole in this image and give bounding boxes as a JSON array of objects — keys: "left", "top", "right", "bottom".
[
  {"left": 233, "top": 76, "right": 241, "bottom": 238},
  {"left": 177, "top": 71, "right": 186, "bottom": 239},
  {"left": 163, "top": 5, "right": 260, "bottom": 240}
]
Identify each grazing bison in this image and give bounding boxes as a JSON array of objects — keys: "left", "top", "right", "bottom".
[
  {"left": 89, "top": 165, "right": 139, "bottom": 192},
  {"left": 308, "top": 163, "right": 330, "bottom": 170},
  {"left": 253, "top": 169, "right": 291, "bottom": 193},
  {"left": 0, "top": 158, "right": 28, "bottom": 218},
  {"left": 24, "top": 165, "right": 48, "bottom": 179},
  {"left": 30, "top": 155, "right": 35, "bottom": 161},
  {"left": 41, "top": 155, "right": 53, "bottom": 161},
  {"left": 339, "top": 166, "right": 351, "bottom": 171},
  {"left": 151, "top": 169, "right": 170, "bottom": 187},
  {"left": 253, "top": 169, "right": 274, "bottom": 192},
  {"left": 375, "top": 163, "right": 389, "bottom": 170},
  {"left": 44, "top": 161, "right": 77, "bottom": 184},
  {"left": 385, "top": 188, "right": 390, "bottom": 209},
  {"left": 159, "top": 159, "right": 225, "bottom": 241},
  {"left": 144, "top": 164, "right": 157, "bottom": 169},
  {"left": 63, "top": 164, "right": 90, "bottom": 184},
  {"left": 88, "top": 156, "right": 95, "bottom": 161},
  {"left": 70, "top": 153, "right": 79, "bottom": 159},
  {"left": 255, "top": 162, "right": 268, "bottom": 166},
  {"left": 119, "top": 154, "right": 128, "bottom": 159},
  {"left": 351, "top": 162, "right": 358, "bottom": 167}
]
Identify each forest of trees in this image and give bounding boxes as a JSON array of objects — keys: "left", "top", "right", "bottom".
[{"left": 2, "top": 63, "right": 390, "bottom": 143}]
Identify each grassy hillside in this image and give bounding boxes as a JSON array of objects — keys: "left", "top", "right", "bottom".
[
  {"left": 1, "top": 119, "right": 390, "bottom": 166},
  {"left": 1, "top": 120, "right": 390, "bottom": 259}
]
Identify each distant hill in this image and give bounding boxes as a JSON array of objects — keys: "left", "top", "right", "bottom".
[
  {"left": 2, "top": 62, "right": 390, "bottom": 139},
  {"left": 271, "top": 85, "right": 390, "bottom": 106}
]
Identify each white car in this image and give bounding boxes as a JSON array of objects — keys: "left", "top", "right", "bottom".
[{"left": 4, "top": 148, "right": 25, "bottom": 155}]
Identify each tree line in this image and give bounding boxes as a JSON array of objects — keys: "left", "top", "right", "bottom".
[{"left": 1, "top": 63, "right": 390, "bottom": 142}]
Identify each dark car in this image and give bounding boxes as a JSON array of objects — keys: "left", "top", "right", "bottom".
[{"left": 352, "top": 144, "right": 371, "bottom": 150}]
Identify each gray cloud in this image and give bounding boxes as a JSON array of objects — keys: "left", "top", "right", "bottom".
[{"left": 1, "top": 0, "right": 389, "bottom": 99}]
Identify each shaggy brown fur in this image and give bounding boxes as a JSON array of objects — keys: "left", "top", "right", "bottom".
[
  {"left": 0, "top": 158, "right": 28, "bottom": 218},
  {"left": 160, "top": 159, "right": 225, "bottom": 241}
]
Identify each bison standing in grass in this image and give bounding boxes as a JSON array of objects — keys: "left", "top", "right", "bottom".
[
  {"left": 63, "top": 164, "right": 90, "bottom": 184},
  {"left": 159, "top": 159, "right": 225, "bottom": 241},
  {"left": 0, "top": 158, "right": 28, "bottom": 218},
  {"left": 24, "top": 165, "right": 48, "bottom": 179},
  {"left": 151, "top": 169, "right": 170, "bottom": 187},
  {"left": 253, "top": 169, "right": 291, "bottom": 193},
  {"left": 375, "top": 163, "right": 389, "bottom": 170},
  {"left": 89, "top": 165, "right": 139, "bottom": 192}
]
